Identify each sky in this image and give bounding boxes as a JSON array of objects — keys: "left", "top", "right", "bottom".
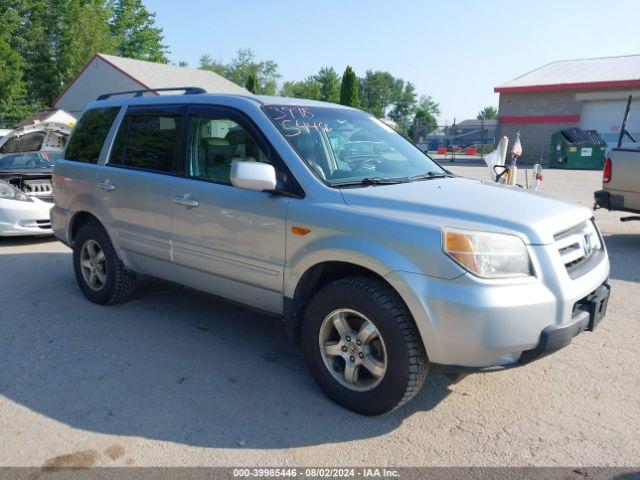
[{"left": 151, "top": 0, "right": 640, "bottom": 124}]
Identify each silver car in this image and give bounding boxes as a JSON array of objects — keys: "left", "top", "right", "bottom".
[{"left": 51, "top": 90, "right": 611, "bottom": 415}]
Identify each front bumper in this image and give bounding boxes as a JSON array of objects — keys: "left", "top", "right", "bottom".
[
  {"left": 385, "top": 243, "right": 610, "bottom": 369},
  {"left": 0, "top": 198, "right": 54, "bottom": 236},
  {"left": 434, "top": 282, "right": 610, "bottom": 373}
]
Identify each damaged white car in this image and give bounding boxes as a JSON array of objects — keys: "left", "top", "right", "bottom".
[{"left": 0, "top": 122, "right": 72, "bottom": 236}]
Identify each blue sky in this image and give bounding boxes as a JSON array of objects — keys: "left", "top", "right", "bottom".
[{"left": 151, "top": 0, "right": 640, "bottom": 123}]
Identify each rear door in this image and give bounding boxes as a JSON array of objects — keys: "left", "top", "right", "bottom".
[
  {"left": 95, "top": 105, "right": 185, "bottom": 280},
  {"left": 169, "top": 105, "right": 290, "bottom": 313}
]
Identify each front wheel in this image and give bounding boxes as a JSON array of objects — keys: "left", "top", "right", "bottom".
[
  {"left": 73, "top": 222, "right": 137, "bottom": 305},
  {"left": 301, "top": 276, "right": 428, "bottom": 415}
]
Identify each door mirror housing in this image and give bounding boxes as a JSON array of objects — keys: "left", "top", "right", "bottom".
[{"left": 230, "top": 161, "right": 277, "bottom": 192}]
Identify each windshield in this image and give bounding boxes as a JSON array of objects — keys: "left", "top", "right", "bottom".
[
  {"left": 264, "top": 105, "right": 445, "bottom": 185},
  {"left": 0, "top": 151, "right": 60, "bottom": 169}
]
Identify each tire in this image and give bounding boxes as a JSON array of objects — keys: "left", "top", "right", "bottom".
[
  {"left": 301, "top": 276, "right": 428, "bottom": 415},
  {"left": 73, "top": 222, "right": 137, "bottom": 305}
]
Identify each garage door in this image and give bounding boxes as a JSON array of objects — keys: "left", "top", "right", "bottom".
[{"left": 580, "top": 99, "right": 640, "bottom": 148}]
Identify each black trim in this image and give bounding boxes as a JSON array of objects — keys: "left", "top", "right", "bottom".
[
  {"left": 97, "top": 87, "right": 206, "bottom": 101},
  {"left": 433, "top": 282, "right": 611, "bottom": 374}
]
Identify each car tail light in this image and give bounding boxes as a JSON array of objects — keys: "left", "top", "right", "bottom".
[{"left": 603, "top": 157, "right": 612, "bottom": 183}]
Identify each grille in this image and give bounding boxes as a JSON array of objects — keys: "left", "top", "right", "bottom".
[
  {"left": 554, "top": 220, "right": 602, "bottom": 276},
  {"left": 36, "top": 219, "right": 51, "bottom": 229}
]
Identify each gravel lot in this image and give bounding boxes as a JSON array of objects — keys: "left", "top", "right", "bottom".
[{"left": 1, "top": 165, "right": 638, "bottom": 467}]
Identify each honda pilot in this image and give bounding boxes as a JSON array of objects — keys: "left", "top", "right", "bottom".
[{"left": 52, "top": 89, "right": 611, "bottom": 415}]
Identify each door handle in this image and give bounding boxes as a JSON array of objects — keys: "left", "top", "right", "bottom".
[
  {"left": 97, "top": 182, "right": 116, "bottom": 191},
  {"left": 173, "top": 195, "right": 199, "bottom": 208}
]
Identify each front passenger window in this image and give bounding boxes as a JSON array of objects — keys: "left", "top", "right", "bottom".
[{"left": 187, "top": 116, "right": 269, "bottom": 184}]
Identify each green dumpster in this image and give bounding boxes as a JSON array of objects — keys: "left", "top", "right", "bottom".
[{"left": 549, "top": 128, "right": 606, "bottom": 169}]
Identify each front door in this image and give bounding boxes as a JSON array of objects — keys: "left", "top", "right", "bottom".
[
  {"left": 95, "top": 105, "right": 184, "bottom": 280},
  {"left": 170, "top": 106, "right": 289, "bottom": 313}
]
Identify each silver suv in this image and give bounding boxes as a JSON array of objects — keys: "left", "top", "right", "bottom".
[{"left": 52, "top": 89, "right": 611, "bottom": 415}]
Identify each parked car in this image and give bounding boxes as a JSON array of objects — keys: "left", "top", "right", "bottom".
[
  {"left": 0, "top": 122, "right": 71, "bottom": 236},
  {"left": 0, "top": 151, "right": 63, "bottom": 236},
  {"left": 52, "top": 90, "right": 610, "bottom": 415},
  {"left": 594, "top": 96, "right": 640, "bottom": 221}
]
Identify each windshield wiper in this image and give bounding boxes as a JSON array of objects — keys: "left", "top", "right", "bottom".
[
  {"left": 330, "top": 177, "right": 408, "bottom": 187},
  {"left": 405, "top": 171, "right": 451, "bottom": 182}
]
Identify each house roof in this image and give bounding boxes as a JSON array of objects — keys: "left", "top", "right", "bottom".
[
  {"left": 97, "top": 53, "right": 247, "bottom": 94},
  {"left": 455, "top": 119, "right": 498, "bottom": 127},
  {"left": 495, "top": 54, "right": 640, "bottom": 93},
  {"left": 54, "top": 53, "right": 247, "bottom": 105}
]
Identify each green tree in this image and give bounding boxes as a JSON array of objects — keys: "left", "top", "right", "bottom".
[
  {"left": 389, "top": 81, "right": 417, "bottom": 133},
  {"left": 339, "top": 65, "right": 359, "bottom": 107},
  {"left": 359, "top": 70, "right": 403, "bottom": 118},
  {"left": 477, "top": 106, "right": 498, "bottom": 120},
  {"left": 199, "top": 54, "right": 225, "bottom": 76},
  {"left": 313, "top": 67, "right": 340, "bottom": 103},
  {"left": 20, "top": 0, "right": 63, "bottom": 107},
  {"left": 412, "top": 95, "right": 441, "bottom": 140},
  {"left": 0, "top": 2, "right": 31, "bottom": 127},
  {"left": 225, "top": 48, "right": 279, "bottom": 95},
  {"left": 59, "top": 0, "right": 114, "bottom": 84},
  {"left": 279, "top": 79, "right": 321, "bottom": 100},
  {"left": 199, "top": 49, "right": 280, "bottom": 95},
  {"left": 245, "top": 73, "right": 257, "bottom": 93},
  {"left": 110, "top": 0, "right": 169, "bottom": 63}
]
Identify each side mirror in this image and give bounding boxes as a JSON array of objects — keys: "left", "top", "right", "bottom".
[{"left": 230, "top": 161, "right": 277, "bottom": 192}]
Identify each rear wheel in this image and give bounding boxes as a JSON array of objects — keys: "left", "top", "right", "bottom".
[
  {"left": 73, "top": 222, "right": 137, "bottom": 305},
  {"left": 301, "top": 276, "right": 428, "bottom": 415}
]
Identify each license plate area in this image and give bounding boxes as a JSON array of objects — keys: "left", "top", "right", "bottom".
[{"left": 583, "top": 283, "right": 611, "bottom": 331}]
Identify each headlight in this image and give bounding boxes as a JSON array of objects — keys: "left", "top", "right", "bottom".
[
  {"left": 0, "top": 180, "right": 31, "bottom": 202},
  {"left": 443, "top": 228, "right": 533, "bottom": 278}
]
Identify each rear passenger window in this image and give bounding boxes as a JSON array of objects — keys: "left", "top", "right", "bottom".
[
  {"left": 65, "top": 107, "right": 119, "bottom": 163},
  {"left": 110, "top": 114, "right": 182, "bottom": 172}
]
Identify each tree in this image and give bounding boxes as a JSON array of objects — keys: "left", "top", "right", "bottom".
[
  {"left": 412, "top": 95, "right": 441, "bottom": 141},
  {"left": 110, "top": 0, "right": 169, "bottom": 63},
  {"left": 313, "top": 67, "right": 340, "bottom": 103},
  {"left": 199, "top": 54, "right": 225, "bottom": 76},
  {"left": 339, "top": 65, "right": 359, "bottom": 107},
  {"left": 245, "top": 73, "right": 257, "bottom": 93},
  {"left": 0, "top": 3, "right": 31, "bottom": 127},
  {"left": 20, "top": 0, "right": 63, "bottom": 107},
  {"left": 59, "top": 0, "right": 114, "bottom": 84},
  {"left": 359, "top": 70, "right": 403, "bottom": 118},
  {"left": 199, "top": 49, "right": 280, "bottom": 95},
  {"left": 279, "top": 79, "right": 321, "bottom": 100},
  {"left": 225, "top": 49, "right": 279, "bottom": 95},
  {"left": 389, "top": 81, "right": 417, "bottom": 133},
  {"left": 477, "top": 106, "right": 498, "bottom": 120}
]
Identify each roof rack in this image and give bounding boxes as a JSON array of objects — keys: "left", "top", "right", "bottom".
[{"left": 96, "top": 87, "right": 207, "bottom": 101}]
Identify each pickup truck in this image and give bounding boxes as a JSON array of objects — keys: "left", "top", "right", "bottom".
[{"left": 594, "top": 96, "right": 640, "bottom": 221}]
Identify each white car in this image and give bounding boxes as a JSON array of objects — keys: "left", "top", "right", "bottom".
[
  {"left": 0, "top": 179, "right": 53, "bottom": 236},
  {"left": 0, "top": 122, "right": 72, "bottom": 237}
]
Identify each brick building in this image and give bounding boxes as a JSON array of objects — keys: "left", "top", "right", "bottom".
[{"left": 495, "top": 54, "right": 640, "bottom": 162}]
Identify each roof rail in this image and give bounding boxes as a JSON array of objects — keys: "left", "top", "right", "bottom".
[{"left": 96, "top": 87, "right": 207, "bottom": 101}]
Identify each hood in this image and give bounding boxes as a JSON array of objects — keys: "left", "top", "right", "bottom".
[{"left": 339, "top": 177, "right": 592, "bottom": 245}]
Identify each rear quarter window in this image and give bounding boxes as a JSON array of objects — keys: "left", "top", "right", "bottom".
[{"left": 65, "top": 107, "right": 120, "bottom": 163}]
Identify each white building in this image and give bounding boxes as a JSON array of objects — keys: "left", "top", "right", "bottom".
[{"left": 55, "top": 53, "right": 247, "bottom": 117}]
